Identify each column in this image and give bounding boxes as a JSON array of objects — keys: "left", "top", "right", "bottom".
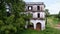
[
  {"left": 34, "top": 23, "right": 36, "bottom": 29},
  {"left": 41, "top": 23, "right": 45, "bottom": 30}
]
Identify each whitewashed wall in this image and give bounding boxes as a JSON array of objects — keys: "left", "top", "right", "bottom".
[
  {"left": 33, "top": 12, "right": 37, "bottom": 18},
  {"left": 40, "top": 12, "right": 45, "bottom": 18},
  {"left": 32, "top": 12, "right": 45, "bottom": 18},
  {"left": 30, "top": 20, "right": 45, "bottom": 30},
  {"left": 40, "top": 5, "right": 44, "bottom": 11},
  {"left": 33, "top": 5, "right": 37, "bottom": 11}
]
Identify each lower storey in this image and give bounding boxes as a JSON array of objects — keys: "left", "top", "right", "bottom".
[{"left": 25, "top": 20, "right": 45, "bottom": 30}]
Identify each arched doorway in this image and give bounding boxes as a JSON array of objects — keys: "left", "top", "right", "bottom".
[{"left": 36, "top": 23, "right": 41, "bottom": 30}]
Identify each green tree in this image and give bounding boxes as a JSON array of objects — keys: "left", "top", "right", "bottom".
[
  {"left": 58, "top": 11, "right": 60, "bottom": 20},
  {"left": 45, "top": 9, "right": 49, "bottom": 25},
  {"left": 0, "top": 0, "right": 31, "bottom": 34},
  {"left": 45, "top": 9, "right": 50, "bottom": 17}
]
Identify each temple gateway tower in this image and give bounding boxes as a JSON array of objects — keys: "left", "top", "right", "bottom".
[{"left": 25, "top": 2, "right": 45, "bottom": 30}]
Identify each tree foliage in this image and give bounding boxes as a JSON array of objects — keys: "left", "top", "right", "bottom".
[
  {"left": 58, "top": 11, "right": 60, "bottom": 20},
  {"left": 45, "top": 9, "right": 50, "bottom": 17},
  {"left": 0, "top": 0, "right": 31, "bottom": 34}
]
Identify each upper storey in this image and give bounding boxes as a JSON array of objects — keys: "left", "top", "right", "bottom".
[{"left": 25, "top": 2, "right": 45, "bottom": 12}]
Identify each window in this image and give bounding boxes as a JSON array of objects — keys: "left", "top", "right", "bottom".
[
  {"left": 38, "top": 13, "right": 40, "bottom": 18},
  {"left": 37, "top": 6, "right": 40, "bottom": 10},
  {"left": 28, "top": 6, "right": 32, "bottom": 10}
]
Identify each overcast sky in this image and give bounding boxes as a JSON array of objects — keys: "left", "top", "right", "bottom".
[{"left": 24, "top": 0, "right": 60, "bottom": 14}]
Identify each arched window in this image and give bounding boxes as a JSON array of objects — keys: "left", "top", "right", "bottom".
[
  {"left": 28, "top": 6, "right": 32, "bottom": 10},
  {"left": 37, "top": 6, "right": 40, "bottom": 10},
  {"left": 38, "top": 13, "right": 40, "bottom": 18}
]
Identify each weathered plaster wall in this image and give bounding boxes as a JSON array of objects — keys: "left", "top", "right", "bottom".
[{"left": 30, "top": 20, "right": 45, "bottom": 30}]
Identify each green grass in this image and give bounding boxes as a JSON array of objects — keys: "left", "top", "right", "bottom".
[
  {"left": 47, "top": 16, "right": 60, "bottom": 27},
  {"left": 20, "top": 27, "right": 60, "bottom": 34}
]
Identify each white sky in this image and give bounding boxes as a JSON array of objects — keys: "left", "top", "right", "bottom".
[{"left": 24, "top": 0, "right": 60, "bottom": 14}]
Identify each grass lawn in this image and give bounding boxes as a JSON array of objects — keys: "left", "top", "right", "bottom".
[
  {"left": 47, "top": 16, "right": 60, "bottom": 27},
  {"left": 20, "top": 27, "right": 60, "bottom": 34},
  {"left": 47, "top": 16, "right": 59, "bottom": 24}
]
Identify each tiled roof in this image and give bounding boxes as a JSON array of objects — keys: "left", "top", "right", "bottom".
[{"left": 25, "top": 2, "right": 44, "bottom": 5}]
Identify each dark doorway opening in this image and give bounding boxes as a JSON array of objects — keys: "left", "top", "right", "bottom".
[
  {"left": 36, "top": 23, "right": 41, "bottom": 30},
  {"left": 37, "top": 6, "right": 40, "bottom": 10},
  {"left": 38, "top": 13, "right": 40, "bottom": 18}
]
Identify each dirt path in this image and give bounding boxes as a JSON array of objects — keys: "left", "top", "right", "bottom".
[
  {"left": 54, "top": 24, "right": 60, "bottom": 29},
  {"left": 49, "top": 22, "right": 60, "bottom": 29}
]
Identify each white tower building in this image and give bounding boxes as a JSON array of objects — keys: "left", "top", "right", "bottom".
[{"left": 25, "top": 2, "right": 45, "bottom": 30}]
